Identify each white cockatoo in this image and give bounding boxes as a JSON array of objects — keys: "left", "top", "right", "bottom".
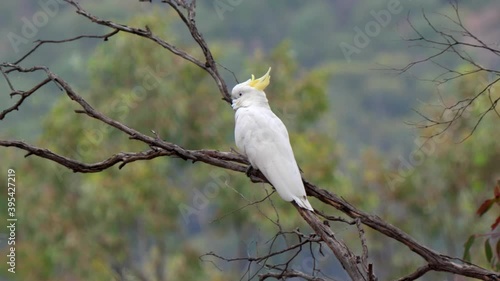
[{"left": 231, "top": 67, "right": 314, "bottom": 211}]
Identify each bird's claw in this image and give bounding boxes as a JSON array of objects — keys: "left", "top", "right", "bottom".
[{"left": 246, "top": 165, "right": 257, "bottom": 177}]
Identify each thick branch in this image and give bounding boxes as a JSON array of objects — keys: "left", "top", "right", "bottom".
[
  {"left": 304, "top": 180, "right": 500, "bottom": 281},
  {"left": 295, "top": 205, "right": 369, "bottom": 280},
  {"left": 64, "top": 0, "right": 231, "bottom": 103},
  {"left": 162, "top": 0, "right": 231, "bottom": 102},
  {"left": 259, "top": 269, "right": 333, "bottom": 281},
  {"left": 1, "top": 69, "right": 498, "bottom": 279},
  {"left": 1, "top": 2, "right": 499, "bottom": 281},
  {"left": 0, "top": 140, "right": 246, "bottom": 173}
]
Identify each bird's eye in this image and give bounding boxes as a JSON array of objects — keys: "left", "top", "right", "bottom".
[{"left": 239, "top": 92, "right": 243, "bottom": 97}]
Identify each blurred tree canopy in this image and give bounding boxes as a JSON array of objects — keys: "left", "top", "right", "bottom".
[
  {"left": 0, "top": 11, "right": 338, "bottom": 280},
  {"left": 0, "top": 1, "right": 498, "bottom": 280}
]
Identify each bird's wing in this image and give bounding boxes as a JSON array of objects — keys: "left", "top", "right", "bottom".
[{"left": 235, "top": 107, "right": 309, "bottom": 205}]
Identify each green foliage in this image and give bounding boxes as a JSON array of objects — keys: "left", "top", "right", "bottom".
[
  {"left": 3, "top": 9, "right": 336, "bottom": 280},
  {"left": 464, "top": 235, "right": 475, "bottom": 262},
  {"left": 358, "top": 71, "right": 500, "bottom": 279},
  {"left": 464, "top": 181, "right": 500, "bottom": 270},
  {"left": 0, "top": 1, "right": 498, "bottom": 280}
]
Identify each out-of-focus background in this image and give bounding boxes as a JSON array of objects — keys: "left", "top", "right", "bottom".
[{"left": 0, "top": 1, "right": 499, "bottom": 280}]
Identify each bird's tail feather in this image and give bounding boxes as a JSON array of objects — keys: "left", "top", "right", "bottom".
[{"left": 294, "top": 196, "right": 314, "bottom": 211}]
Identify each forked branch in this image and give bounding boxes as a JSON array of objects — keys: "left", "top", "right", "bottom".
[
  {"left": 396, "top": 1, "right": 500, "bottom": 142},
  {"left": 1, "top": 1, "right": 499, "bottom": 280}
]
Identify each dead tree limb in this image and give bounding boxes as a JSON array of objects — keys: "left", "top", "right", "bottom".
[
  {"left": 1, "top": 1, "right": 499, "bottom": 280},
  {"left": 395, "top": 1, "right": 500, "bottom": 142}
]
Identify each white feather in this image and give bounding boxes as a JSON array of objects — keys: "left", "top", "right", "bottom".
[{"left": 231, "top": 78, "right": 314, "bottom": 211}]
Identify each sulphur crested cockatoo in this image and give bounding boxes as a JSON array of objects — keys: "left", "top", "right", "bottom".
[{"left": 231, "top": 67, "right": 314, "bottom": 211}]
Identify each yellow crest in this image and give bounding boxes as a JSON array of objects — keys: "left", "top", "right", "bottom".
[{"left": 247, "top": 67, "right": 271, "bottom": 91}]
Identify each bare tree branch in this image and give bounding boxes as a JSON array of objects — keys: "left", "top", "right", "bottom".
[
  {"left": 201, "top": 229, "right": 326, "bottom": 280},
  {"left": 393, "top": 2, "right": 500, "bottom": 141},
  {"left": 355, "top": 218, "right": 371, "bottom": 275},
  {"left": 259, "top": 269, "right": 334, "bottom": 281},
  {"left": 13, "top": 30, "right": 119, "bottom": 65},
  {"left": 295, "top": 205, "right": 369, "bottom": 280},
  {"left": 63, "top": 0, "right": 231, "bottom": 103},
  {"left": 0, "top": 139, "right": 247, "bottom": 172},
  {"left": 1, "top": 1, "right": 499, "bottom": 280},
  {"left": 0, "top": 76, "right": 51, "bottom": 120},
  {"left": 304, "top": 179, "right": 500, "bottom": 280}
]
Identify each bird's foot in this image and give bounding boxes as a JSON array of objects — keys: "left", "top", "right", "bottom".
[{"left": 246, "top": 165, "right": 258, "bottom": 177}]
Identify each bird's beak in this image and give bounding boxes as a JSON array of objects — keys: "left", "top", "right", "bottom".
[{"left": 248, "top": 67, "right": 271, "bottom": 91}]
